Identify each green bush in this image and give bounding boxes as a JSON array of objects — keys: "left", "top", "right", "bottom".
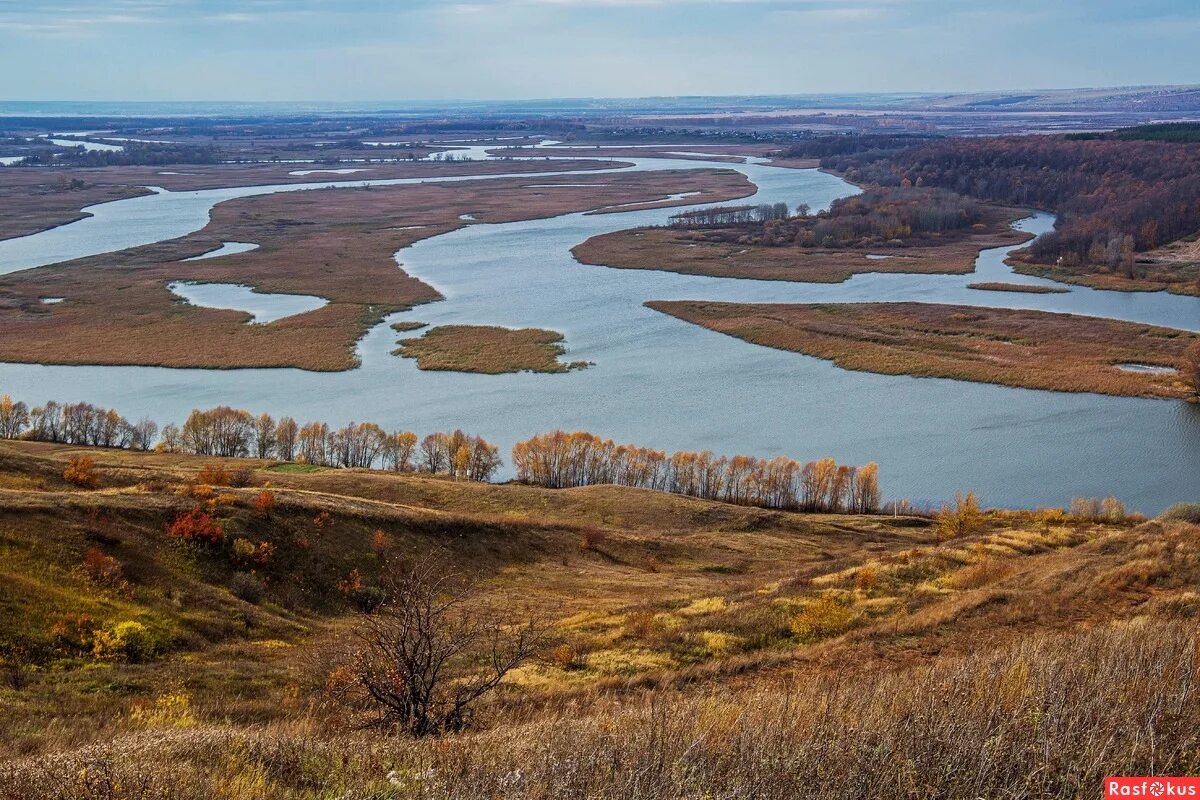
[
  {"left": 229, "top": 572, "right": 265, "bottom": 604},
  {"left": 93, "top": 621, "right": 155, "bottom": 663}
]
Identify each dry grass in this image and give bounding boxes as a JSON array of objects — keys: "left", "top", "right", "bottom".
[
  {"left": 0, "top": 168, "right": 752, "bottom": 371},
  {"left": 573, "top": 204, "right": 1030, "bottom": 284},
  {"left": 968, "top": 281, "right": 1070, "bottom": 293},
  {"left": 1, "top": 440, "right": 1195, "bottom": 798},
  {"left": 647, "top": 300, "right": 1198, "bottom": 399},
  {"left": 2, "top": 620, "right": 1196, "bottom": 799},
  {"left": 394, "top": 325, "right": 589, "bottom": 374}
]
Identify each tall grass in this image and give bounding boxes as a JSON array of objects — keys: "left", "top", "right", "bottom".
[{"left": 5, "top": 619, "right": 1197, "bottom": 799}]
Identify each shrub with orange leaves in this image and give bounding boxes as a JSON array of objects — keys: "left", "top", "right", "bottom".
[
  {"left": 313, "top": 511, "right": 333, "bottom": 530},
  {"left": 547, "top": 643, "right": 583, "bottom": 670},
  {"left": 253, "top": 490, "right": 276, "bottom": 516},
  {"left": 50, "top": 613, "right": 100, "bottom": 655},
  {"left": 338, "top": 568, "right": 364, "bottom": 595},
  {"left": 81, "top": 547, "right": 124, "bottom": 588},
  {"left": 63, "top": 456, "right": 99, "bottom": 489},
  {"left": 371, "top": 530, "right": 388, "bottom": 557},
  {"left": 166, "top": 508, "right": 224, "bottom": 546},
  {"left": 196, "top": 464, "right": 231, "bottom": 487}
]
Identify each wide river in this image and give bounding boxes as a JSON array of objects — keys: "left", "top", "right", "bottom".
[{"left": 0, "top": 149, "right": 1197, "bottom": 512}]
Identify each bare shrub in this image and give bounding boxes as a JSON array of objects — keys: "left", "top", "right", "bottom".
[{"left": 328, "top": 557, "right": 547, "bottom": 736}]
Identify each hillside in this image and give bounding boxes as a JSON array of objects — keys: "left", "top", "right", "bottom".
[{"left": 1, "top": 440, "right": 1197, "bottom": 797}]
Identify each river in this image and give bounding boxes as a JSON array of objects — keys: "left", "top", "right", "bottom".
[{"left": 0, "top": 149, "right": 1196, "bottom": 512}]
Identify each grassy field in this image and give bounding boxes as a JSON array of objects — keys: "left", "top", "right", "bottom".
[
  {"left": 647, "top": 300, "right": 1199, "bottom": 399},
  {"left": 0, "top": 167, "right": 752, "bottom": 372},
  {"left": 0, "top": 439, "right": 1196, "bottom": 798},
  {"left": 394, "top": 325, "right": 590, "bottom": 374},
  {"left": 573, "top": 202, "right": 1030, "bottom": 284},
  {"left": 968, "top": 281, "right": 1071, "bottom": 293}
]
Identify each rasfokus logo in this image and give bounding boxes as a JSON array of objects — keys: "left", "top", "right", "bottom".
[{"left": 1107, "top": 778, "right": 1200, "bottom": 798}]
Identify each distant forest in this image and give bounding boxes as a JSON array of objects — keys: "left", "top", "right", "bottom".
[
  {"left": 20, "top": 142, "right": 221, "bottom": 167},
  {"left": 669, "top": 187, "right": 983, "bottom": 248},
  {"left": 783, "top": 131, "right": 1200, "bottom": 272}
]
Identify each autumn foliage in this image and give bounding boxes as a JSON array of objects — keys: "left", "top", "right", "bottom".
[
  {"left": 821, "top": 135, "right": 1200, "bottom": 281},
  {"left": 80, "top": 547, "right": 124, "bottom": 588},
  {"left": 512, "top": 431, "right": 881, "bottom": 513},
  {"left": 166, "top": 508, "right": 224, "bottom": 546},
  {"left": 252, "top": 489, "right": 276, "bottom": 516},
  {"left": 62, "top": 456, "right": 99, "bottom": 489}
]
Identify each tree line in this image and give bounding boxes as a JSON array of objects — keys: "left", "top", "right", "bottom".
[
  {"left": 20, "top": 142, "right": 221, "bottom": 167},
  {"left": 0, "top": 396, "right": 501, "bottom": 482},
  {"left": 670, "top": 203, "right": 791, "bottom": 227},
  {"left": 669, "top": 187, "right": 982, "bottom": 249},
  {"left": 511, "top": 430, "right": 881, "bottom": 513},
  {"left": 1, "top": 395, "right": 889, "bottom": 514}
]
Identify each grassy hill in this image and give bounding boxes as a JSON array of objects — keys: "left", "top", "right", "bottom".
[{"left": 0, "top": 440, "right": 1197, "bottom": 798}]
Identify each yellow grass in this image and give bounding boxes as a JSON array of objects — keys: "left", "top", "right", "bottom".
[
  {"left": 394, "top": 325, "right": 590, "bottom": 374},
  {"left": 646, "top": 300, "right": 1198, "bottom": 399}
]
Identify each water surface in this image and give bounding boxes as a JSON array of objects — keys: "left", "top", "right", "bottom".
[{"left": 0, "top": 152, "right": 1197, "bottom": 512}]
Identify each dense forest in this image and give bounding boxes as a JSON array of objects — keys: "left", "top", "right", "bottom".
[
  {"left": 1069, "top": 122, "right": 1200, "bottom": 143},
  {"left": 793, "top": 134, "right": 1200, "bottom": 272},
  {"left": 669, "top": 187, "right": 983, "bottom": 248},
  {"left": 19, "top": 142, "right": 221, "bottom": 167}
]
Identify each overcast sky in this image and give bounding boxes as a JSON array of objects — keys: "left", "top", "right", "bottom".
[{"left": 0, "top": 0, "right": 1197, "bottom": 101}]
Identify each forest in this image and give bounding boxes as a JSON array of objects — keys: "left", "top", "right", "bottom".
[
  {"left": 806, "top": 134, "right": 1200, "bottom": 274},
  {"left": 669, "top": 187, "right": 983, "bottom": 248},
  {"left": 18, "top": 142, "right": 221, "bottom": 167}
]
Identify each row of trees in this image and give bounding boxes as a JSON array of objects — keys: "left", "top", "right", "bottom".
[
  {"left": 511, "top": 430, "right": 881, "bottom": 513},
  {"left": 0, "top": 396, "right": 501, "bottom": 482},
  {"left": 2, "top": 397, "right": 910, "bottom": 513},
  {"left": 0, "top": 398, "right": 158, "bottom": 451},
  {"left": 670, "top": 203, "right": 791, "bottom": 227}
]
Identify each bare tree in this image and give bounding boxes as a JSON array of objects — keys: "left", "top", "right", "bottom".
[{"left": 332, "top": 558, "right": 546, "bottom": 737}]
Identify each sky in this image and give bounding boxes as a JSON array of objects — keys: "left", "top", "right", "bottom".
[{"left": 0, "top": 0, "right": 1198, "bottom": 101}]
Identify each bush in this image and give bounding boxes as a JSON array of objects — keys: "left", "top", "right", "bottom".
[
  {"left": 229, "top": 572, "right": 265, "bottom": 604},
  {"left": 935, "top": 491, "right": 987, "bottom": 539},
  {"left": 80, "top": 546, "right": 124, "bottom": 588},
  {"left": 166, "top": 508, "right": 224, "bottom": 546},
  {"left": 789, "top": 595, "right": 858, "bottom": 642},
  {"left": 547, "top": 643, "right": 584, "bottom": 670},
  {"left": 252, "top": 489, "right": 275, "bottom": 516},
  {"left": 62, "top": 455, "right": 99, "bottom": 488},
  {"left": 579, "top": 526, "right": 607, "bottom": 552},
  {"left": 196, "top": 464, "right": 231, "bottom": 486},
  {"left": 1160, "top": 503, "right": 1200, "bottom": 524},
  {"left": 355, "top": 585, "right": 387, "bottom": 613},
  {"left": 228, "top": 467, "right": 257, "bottom": 488},
  {"left": 92, "top": 621, "right": 155, "bottom": 663}
]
